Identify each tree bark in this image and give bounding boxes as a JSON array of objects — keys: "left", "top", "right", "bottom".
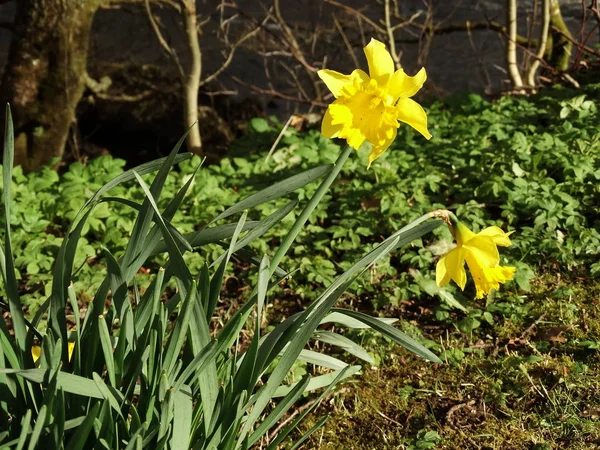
[
  {"left": 0, "top": 0, "right": 102, "bottom": 171},
  {"left": 506, "top": 0, "right": 524, "bottom": 90},
  {"left": 526, "top": 0, "right": 550, "bottom": 87},
  {"left": 181, "top": 0, "right": 202, "bottom": 154},
  {"left": 547, "top": 0, "right": 573, "bottom": 71}
]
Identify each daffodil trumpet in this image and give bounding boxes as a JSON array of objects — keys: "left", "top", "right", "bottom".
[{"left": 318, "top": 38, "right": 431, "bottom": 167}]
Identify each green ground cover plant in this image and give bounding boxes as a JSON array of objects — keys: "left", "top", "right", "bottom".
[
  {"left": 1, "top": 81, "right": 599, "bottom": 448},
  {"left": 3, "top": 84, "right": 599, "bottom": 319}
]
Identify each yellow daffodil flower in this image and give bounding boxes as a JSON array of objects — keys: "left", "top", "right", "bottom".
[
  {"left": 436, "top": 219, "right": 516, "bottom": 299},
  {"left": 318, "top": 38, "right": 431, "bottom": 167},
  {"left": 31, "top": 341, "right": 75, "bottom": 363}
]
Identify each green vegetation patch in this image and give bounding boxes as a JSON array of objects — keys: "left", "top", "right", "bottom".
[
  {"left": 3, "top": 84, "right": 600, "bottom": 318},
  {"left": 1, "top": 83, "right": 599, "bottom": 447},
  {"left": 295, "top": 276, "right": 600, "bottom": 449}
]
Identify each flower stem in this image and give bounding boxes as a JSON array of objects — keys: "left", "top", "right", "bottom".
[{"left": 269, "top": 144, "right": 353, "bottom": 276}]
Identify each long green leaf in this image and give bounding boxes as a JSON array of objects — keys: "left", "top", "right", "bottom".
[
  {"left": 170, "top": 386, "right": 193, "bottom": 450},
  {"left": 121, "top": 133, "right": 189, "bottom": 281},
  {"left": 268, "top": 146, "right": 352, "bottom": 276},
  {"left": 265, "top": 366, "right": 353, "bottom": 450},
  {"left": 1, "top": 104, "right": 26, "bottom": 358},
  {"left": 312, "top": 330, "right": 375, "bottom": 364},
  {"left": 212, "top": 165, "right": 331, "bottom": 223},
  {"left": 331, "top": 308, "right": 442, "bottom": 363},
  {"left": 132, "top": 171, "right": 192, "bottom": 283},
  {"left": 150, "top": 221, "right": 259, "bottom": 256},
  {"left": 246, "top": 375, "right": 310, "bottom": 446},
  {"left": 210, "top": 201, "right": 297, "bottom": 268},
  {"left": 15, "top": 409, "right": 32, "bottom": 450},
  {"left": 320, "top": 312, "right": 397, "bottom": 329},
  {"left": 298, "top": 349, "right": 348, "bottom": 370},
  {"left": 92, "top": 372, "right": 124, "bottom": 418},
  {"left": 26, "top": 404, "right": 46, "bottom": 450},
  {"left": 0, "top": 369, "right": 103, "bottom": 398},
  {"left": 98, "top": 316, "right": 116, "bottom": 387},
  {"left": 206, "top": 211, "right": 247, "bottom": 321},
  {"left": 289, "top": 416, "right": 329, "bottom": 450},
  {"left": 237, "top": 235, "right": 399, "bottom": 446},
  {"left": 65, "top": 403, "right": 100, "bottom": 450},
  {"left": 163, "top": 281, "right": 197, "bottom": 376},
  {"left": 79, "top": 153, "right": 192, "bottom": 217},
  {"left": 273, "top": 365, "right": 361, "bottom": 398}
]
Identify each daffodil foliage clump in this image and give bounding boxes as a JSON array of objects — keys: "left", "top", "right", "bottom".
[{"left": 1, "top": 103, "right": 446, "bottom": 448}]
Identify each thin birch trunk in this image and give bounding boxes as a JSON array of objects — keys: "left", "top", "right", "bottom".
[
  {"left": 506, "top": 0, "right": 524, "bottom": 90},
  {"left": 182, "top": 0, "right": 202, "bottom": 154},
  {"left": 526, "top": 0, "right": 550, "bottom": 87}
]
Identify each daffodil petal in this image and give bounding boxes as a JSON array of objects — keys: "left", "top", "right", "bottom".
[
  {"left": 367, "top": 127, "right": 397, "bottom": 168},
  {"left": 396, "top": 98, "right": 432, "bottom": 140},
  {"left": 467, "top": 256, "right": 516, "bottom": 299},
  {"left": 31, "top": 345, "right": 41, "bottom": 363},
  {"left": 478, "top": 226, "right": 514, "bottom": 247},
  {"left": 463, "top": 235, "right": 500, "bottom": 268},
  {"left": 321, "top": 108, "right": 343, "bottom": 138},
  {"left": 389, "top": 67, "right": 427, "bottom": 99},
  {"left": 318, "top": 69, "right": 355, "bottom": 98},
  {"left": 464, "top": 253, "right": 489, "bottom": 299},
  {"left": 68, "top": 342, "right": 75, "bottom": 362},
  {"left": 364, "top": 38, "right": 395, "bottom": 85},
  {"left": 436, "top": 247, "right": 466, "bottom": 290},
  {"left": 454, "top": 222, "right": 476, "bottom": 245}
]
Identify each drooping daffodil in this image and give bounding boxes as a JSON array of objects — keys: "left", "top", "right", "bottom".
[
  {"left": 318, "top": 38, "right": 431, "bottom": 167},
  {"left": 436, "top": 215, "right": 516, "bottom": 299}
]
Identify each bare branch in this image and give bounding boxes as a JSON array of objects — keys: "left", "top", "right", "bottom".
[
  {"left": 103, "top": 0, "right": 181, "bottom": 11},
  {"left": 231, "top": 75, "right": 327, "bottom": 107},
  {"left": 384, "top": 0, "right": 401, "bottom": 69},
  {"left": 324, "top": 0, "right": 385, "bottom": 34},
  {"left": 200, "top": 14, "right": 269, "bottom": 87},
  {"left": 590, "top": 0, "right": 600, "bottom": 29},
  {"left": 550, "top": 22, "right": 600, "bottom": 58},
  {"left": 144, "top": 0, "right": 184, "bottom": 78},
  {"left": 272, "top": 0, "right": 318, "bottom": 73},
  {"left": 333, "top": 15, "right": 359, "bottom": 69}
]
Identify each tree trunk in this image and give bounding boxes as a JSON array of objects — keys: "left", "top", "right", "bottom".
[
  {"left": 506, "top": 0, "right": 524, "bottom": 90},
  {"left": 0, "top": 0, "right": 102, "bottom": 171},
  {"left": 547, "top": 0, "right": 573, "bottom": 71}
]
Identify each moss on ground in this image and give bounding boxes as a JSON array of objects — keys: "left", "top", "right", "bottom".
[{"left": 287, "top": 274, "right": 600, "bottom": 449}]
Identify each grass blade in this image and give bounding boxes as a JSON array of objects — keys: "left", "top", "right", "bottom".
[
  {"left": 246, "top": 375, "right": 310, "bottom": 446},
  {"left": 0, "top": 369, "right": 103, "bottom": 398},
  {"left": 26, "top": 404, "right": 46, "bottom": 450}
]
